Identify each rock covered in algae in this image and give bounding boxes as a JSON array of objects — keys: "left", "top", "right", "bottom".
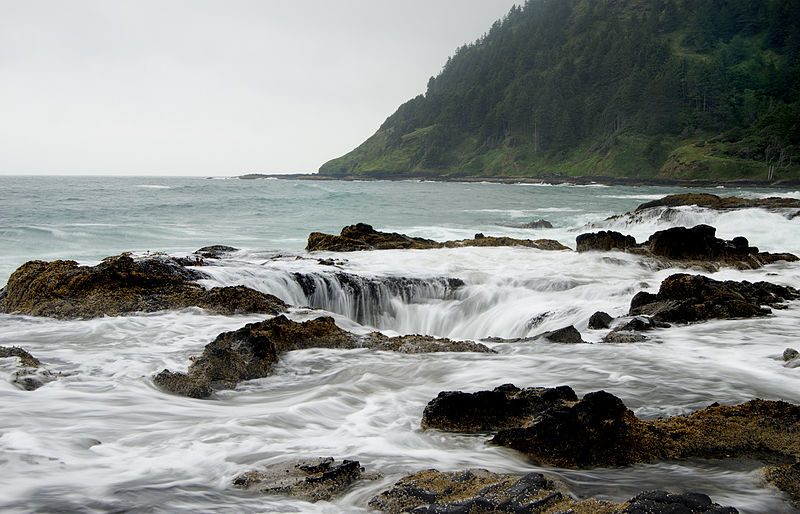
[
  {"left": 0, "top": 346, "right": 56, "bottom": 391},
  {"left": 306, "top": 223, "right": 568, "bottom": 252},
  {"left": 368, "top": 468, "right": 738, "bottom": 513},
  {"left": 635, "top": 193, "right": 800, "bottom": 211},
  {"left": 154, "top": 315, "right": 492, "bottom": 398},
  {"left": 0, "top": 254, "right": 286, "bottom": 318},
  {"left": 629, "top": 273, "right": 798, "bottom": 323}
]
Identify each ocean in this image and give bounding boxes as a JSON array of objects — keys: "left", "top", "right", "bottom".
[{"left": 1, "top": 175, "right": 799, "bottom": 512}]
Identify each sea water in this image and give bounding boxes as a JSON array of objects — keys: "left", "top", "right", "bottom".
[{"left": 0, "top": 175, "right": 799, "bottom": 512}]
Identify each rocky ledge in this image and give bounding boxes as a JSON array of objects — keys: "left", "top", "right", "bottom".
[
  {"left": 576, "top": 224, "right": 797, "bottom": 269},
  {"left": 369, "top": 468, "right": 738, "bottom": 513},
  {"left": 154, "top": 315, "right": 491, "bottom": 398},
  {"left": 629, "top": 273, "right": 798, "bottom": 323},
  {"left": 0, "top": 346, "right": 56, "bottom": 390},
  {"left": 421, "top": 384, "right": 800, "bottom": 503},
  {"left": 0, "top": 254, "right": 286, "bottom": 318},
  {"left": 635, "top": 193, "right": 800, "bottom": 212},
  {"left": 307, "top": 223, "right": 568, "bottom": 252}
]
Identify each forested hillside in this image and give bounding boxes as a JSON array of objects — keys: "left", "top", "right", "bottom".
[{"left": 319, "top": 0, "right": 800, "bottom": 181}]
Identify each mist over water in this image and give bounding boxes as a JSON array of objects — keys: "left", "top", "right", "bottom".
[{"left": 1, "top": 176, "right": 799, "bottom": 512}]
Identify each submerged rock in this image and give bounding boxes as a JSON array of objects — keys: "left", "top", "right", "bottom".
[
  {"left": 306, "top": 223, "right": 568, "bottom": 252},
  {"left": 0, "top": 346, "right": 56, "bottom": 390},
  {"left": 0, "top": 254, "right": 287, "bottom": 318},
  {"left": 368, "top": 468, "right": 737, "bottom": 513},
  {"left": 762, "top": 462, "right": 800, "bottom": 507},
  {"left": 154, "top": 315, "right": 492, "bottom": 398},
  {"left": 233, "top": 457, "right": 369, "bottom": 502},
  {"left": 576, "top": 224, "right": 797, "bottom": 269},
  {"left": 629, "top": 273, "right": 798, "bottom": 323}
]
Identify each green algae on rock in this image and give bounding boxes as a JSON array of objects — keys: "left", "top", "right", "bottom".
[{"left": 0, "top": 254, "right": 287, "bottom": 319}]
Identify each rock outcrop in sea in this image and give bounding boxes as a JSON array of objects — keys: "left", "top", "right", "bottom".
[
  {"left": 420, "top": 384, "right": 800, "bottom": 503},
  {"left": 307, "top": 223, "right": 569, "bottom": 252},
  {"left": 154, "top": 315, "right": 492, "bottom": 398},
  {"left": 0, "top": 254, "right": 287, "bottom": 318},
  {"left": 577, "top": 224, "right": 798, "bottom": 269},
  {"left": 635, "top": 193, "right": 800, "bottom": 211}
]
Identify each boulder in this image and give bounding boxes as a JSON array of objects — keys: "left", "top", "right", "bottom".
[
  {"left": 588, "top": 311, "right": 613, "bottom": 329},
  {"left": 0, "top": 254, "right": 287, "bottom": 319},
  {"left": 0, "top": 346, "right": 56, "bottom": 391},
  {"left": 194, "top": 245, "right": 239, "bottom": 259},
  {"left": 629, "top": 273, "right": 798, "bottom": 323},
  {"left": 233, "top": 457, "right": 368, "bottom": 502},
  {"left": 535, "top": 325, "right": 586, "bottom": 344},
  {"left": 783, "top": 348, "right": 799, "bottom": 362},
  {"left": 576, "top": 231, "right": 638, "bottom": 252},
  {"left": 421, "top": 384, "right": 577, "bottom": 432},
  {"left": 306, "top": 224, "right": 569, "bottom": 252},
  {"left": 155, "top": 315, "right": 493, "bottom": 398}
]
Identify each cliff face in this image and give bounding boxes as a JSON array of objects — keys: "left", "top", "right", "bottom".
[{"left": 320, "top": 0, "right": 800, "bottom": 181}]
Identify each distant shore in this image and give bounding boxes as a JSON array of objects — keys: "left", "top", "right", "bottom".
[{"left": 238, "top": 173, "right": 800, "bottom": 189}]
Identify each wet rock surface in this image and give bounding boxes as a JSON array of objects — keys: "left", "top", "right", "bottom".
[
  {"left": 155, "top": 315, "right": 492, "bottom": 398},
  {"left": 194, "top": 245, "right": 239, "bottom": 259},
  {"left": 629, "top": 273, "right": 798, "bottom": 323},
  {"left": 233, "top": 457, "right": 370, "bottom": 502},
  {"left": 535, "top": 325, "right": 586, "bottom": 344},
  {"left": 0, "top": 254, "right": 287, "bottom": 318},
  {"left": 635, "top": 193, "right": 800, "bottom": 212},
  {"left": 761, "top": 462, "right": 800, "bottom": 507},
  {"left": 576, "top": 224, "right": 797, "bottom": 269},
  {"left": 0, "top": 346, "right": 56, "bottom": 390},
  {"left": 369, "top": 468, "right": 738, "bottom": 513},
  {"left": 421, "top": 384, "right": 577, "bottom": 432},
  {"left": 306, "top": 223, "right": 569, "bottom": 252},
  {"left": 588, "top": 311, "right": 614, "bottom": 329}
]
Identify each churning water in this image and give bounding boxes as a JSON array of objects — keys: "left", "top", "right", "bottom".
[{"left": 1, "top": 176, "right": 799, "bottom": 512}]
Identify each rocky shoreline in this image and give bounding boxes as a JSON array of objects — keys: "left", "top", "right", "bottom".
[{"left": 2, "top": 192, "right": 799, "bottom": 511}]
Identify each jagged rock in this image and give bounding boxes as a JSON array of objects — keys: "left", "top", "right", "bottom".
[
  {"left": 306, "top": 223, "right": 568, "bottom": 252},
  {"left": 629, "top": 273, "right": 798, "bottom": 323},
  {"left": 194, "top": 245, "right": 239, "bottom": 258},
  {"left": 422, "top": 384, "right": 800, "bottom": 473},
  {"left": 0, "top": 346, "right": 56, "bottom": 391},
  {"left": 368, "top": 469, "right": 615, "bottom": 513},
  {"left": 575, "top": 225, "right": 797, "bottom": 268},
  {"left": 576, "top": 231, "right": 638, "bottom": 252},
  {"left": 588, "top": 311, "right": 613, "bottom": 329},
  {"left": 621, "top": 490, "right": 738, "bottom": 514},
  {"left": 155, "top": 315, "right": 492, "bottom": 398},
  {"left": 421, "top": 384, "right": 577, "bottom": 432},
  {"left": 635, "top": 193, "right": 800, "bottom": 211},
  {"left": 762, "top": 462, "right": 800, "bottom": 507},
  {"left": 233, "top": 457, "right": 368, "bottom": 502},
  {"left": 0, "top": 254, "right": 286, "bottom": 318},
  {"left": 536, "top": 325, "right": 586, "bottom": 344}
]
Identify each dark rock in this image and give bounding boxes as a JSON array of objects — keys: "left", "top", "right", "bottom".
[
  {"left": 155, "top": 315, "right": 493, "bottom": 398},
  {"left": 474, "top": 233, "right": 485, "bottom": 239},
  {"left": 0, "top": 346, "right": 56, "bottom": 391},
  {"left": 535, "top": 325, "right": 586, "bottom": 344},
  {"left": 635, "top": 193, "right": 800, "bottom": 212},
  {"left": 601, "top": 331, "right": 648, "bottom": 344},
  {"left": 622, "top": 490, "right": 736, "bottom": 514},
  {"left": 306, "top": 224, "right": 569, "bottom": 252},
  {"left": 195, "top": 245, "right": 238, "bottom": 259},
  {"left": 576, "top": 231, "right": 638, "bottom": 252},
  {"left": 783, "top": 348, "right": 799, "bottom": 362},
  {"left": 588, "top": 311, "right": 613, "bottom": 329},
  {"left": 629, "top": 273, "right": 798, "bottom": 323},
  {"left": 421, "top": 384, "right": 577, "bottom": 432},
  {"left": 616, "top": 316, "right": 670, "bottom": 332},
  {"left": 495, "top": 219, "right": 554, "bottom": 229},
  {"left": 762, "top": 461, "right": 800, "bottom": 507},
  {"left": 0, "top": 254, "right": 287, "bottom": 319},
  {"left": 233, "top": 457, "right": 367, "bottom": 502}
]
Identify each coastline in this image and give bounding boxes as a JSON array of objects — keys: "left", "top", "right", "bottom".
[{"left": 239, "top": 173, "right": 800, "bottom": 189}]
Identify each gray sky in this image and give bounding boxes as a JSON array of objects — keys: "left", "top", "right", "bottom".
[{"left": 0, "top": 0, "right": 520, "bottom": 176}]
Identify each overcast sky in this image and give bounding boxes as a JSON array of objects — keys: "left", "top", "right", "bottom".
[{"left": 0, "top": 0, "right": 520, "bottom": 176}]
